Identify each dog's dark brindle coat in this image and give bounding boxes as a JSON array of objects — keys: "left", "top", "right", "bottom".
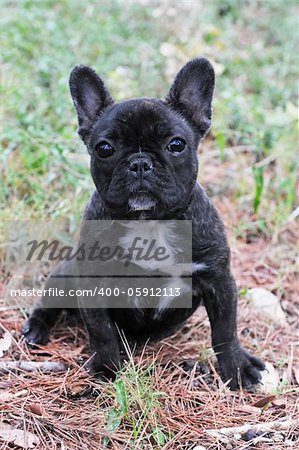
[{"left": 22, "top": 58, "right": 265, "bottom": 389}]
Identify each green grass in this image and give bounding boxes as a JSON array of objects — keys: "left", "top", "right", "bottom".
[
  {"left": 1, "top": 0, "right": 298, "bottom": 229},
  {"left": 102, "top": 341, "right": 170, "bottom": 447},
  {"left": 106, "top": 368, "right": 168, "bottom": 447}
]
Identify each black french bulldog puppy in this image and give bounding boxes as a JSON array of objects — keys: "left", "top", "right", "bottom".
[{"left": 22, "top": 58, "right": 265, "bottom": 390}]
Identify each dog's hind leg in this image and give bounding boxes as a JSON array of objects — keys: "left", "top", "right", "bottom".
[{"left": 22, "top": 261, "right": 77, "bottom": 345}]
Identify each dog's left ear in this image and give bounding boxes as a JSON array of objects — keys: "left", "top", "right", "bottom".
[
  {"left": 165, "top": 58, "right": 215, "bottom": 136},
  {"left": 69, "top": 65, "right": 113, "bottom": 141}
]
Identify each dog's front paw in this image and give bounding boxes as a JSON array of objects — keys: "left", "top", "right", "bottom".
[
  {"left": 218, "top": 345, "right": 265, "bottom": 390},
  {"left": 22, "top": 316, "right": 50, "bottom": 346},
  {"left": 86, "top": 352, "right": 121, "bottom": 381}
]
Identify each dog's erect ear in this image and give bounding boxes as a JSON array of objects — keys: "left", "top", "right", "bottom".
[
  {"left": 69, "top": 65, "right": 113, "bottom": 141},
  {"left": 165, "top": 58, "right": 215, "bottom": 136}
]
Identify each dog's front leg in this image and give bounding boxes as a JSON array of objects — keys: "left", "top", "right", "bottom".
[
  {"left": 79, "top": 306, "right": 121, "bottom": 380},
  {"left": 201, "top": 272, "right": 265, "bottom": 390}
]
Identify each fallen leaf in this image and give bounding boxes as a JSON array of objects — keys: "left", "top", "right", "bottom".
[
  {"left": 0, "top": 427, "right": 39, "bottom": 449},
  {"left": 0, "top": 389, "right": 27, "bottom": 401},
  {"left": 67, "top": 382, "right": 92, "bottom": 398},
  {"left": 29, "top": 403, "right": 44, "bottom": 416},
  {"left": 253, "top": 394, "right": 276, "bottom": 408},
  {"left": 238, "top": 404, "right": 261, "bottom": 413},
  {"left": 0, "top": 331, "right": 13, "bottom": 357}
]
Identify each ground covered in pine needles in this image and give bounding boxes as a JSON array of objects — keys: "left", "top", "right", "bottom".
[{"left": 1, "top": 146, "right": 298, "bottom": 450}]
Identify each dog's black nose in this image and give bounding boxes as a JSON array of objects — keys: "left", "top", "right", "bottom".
[{"left": 129, "top": 156, "right": 153, "bottom": 174}]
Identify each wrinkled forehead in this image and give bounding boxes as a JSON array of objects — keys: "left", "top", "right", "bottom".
[{"left": 92, "top": 99, "right": 191, "bottom": 144}]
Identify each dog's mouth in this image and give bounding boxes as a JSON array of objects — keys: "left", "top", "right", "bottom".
[{"left": 128, "top": 192, "right": 156, "bottom": 211}]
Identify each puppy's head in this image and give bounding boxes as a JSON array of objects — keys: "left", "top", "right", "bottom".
[{"left": 69, "top": 58, "right": 215, "bottom": 218}]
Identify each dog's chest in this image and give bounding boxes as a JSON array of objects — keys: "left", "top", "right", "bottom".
[
  {"left": 116, "top": 222, "right": 192, "bottom": 314},
  {"left": 119, "top": 221, "right": 178, "bottom": 273}
]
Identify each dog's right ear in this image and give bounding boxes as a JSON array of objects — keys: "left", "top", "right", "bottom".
[{"left": 69, "top": 65, "right": 113, "bottom": 141}]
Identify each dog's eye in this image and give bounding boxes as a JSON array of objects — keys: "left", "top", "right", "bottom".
[
  {"left": 167, "top": 138, "right": 186, "bottom": 154},
  {"left": 95, "top": 141, "right": 115, "bottom": 158}
]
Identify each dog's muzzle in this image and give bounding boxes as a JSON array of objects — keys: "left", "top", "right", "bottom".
[{"left": 128, "top": 192, "right": 156, "bottom": 211}]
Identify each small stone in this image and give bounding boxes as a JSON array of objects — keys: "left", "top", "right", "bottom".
[
  {"left": 246, "top": 288, "right": 287, "bottom": 326},
  {"left": 242, "top": 429, "right": 261, "bottom": 441},
  {"left": 258, "top": 362, "right": 280, "bottom": 394}
]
